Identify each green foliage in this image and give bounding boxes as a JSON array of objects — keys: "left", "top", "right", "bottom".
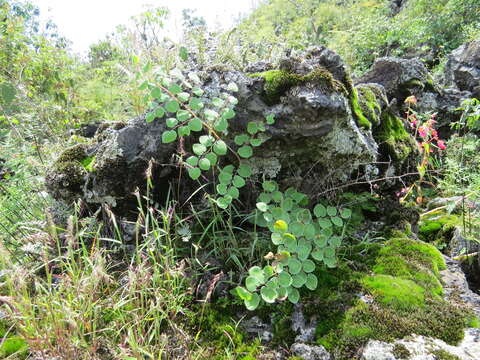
[
  {"left": 238, "top": 197, "right": 351, "bottom": 309},
  {"left": 0, "top": 336, "right": 28, "bottom": 357},
  {"left": 236, "top": 0, "right": 480, "bottom": 73}
]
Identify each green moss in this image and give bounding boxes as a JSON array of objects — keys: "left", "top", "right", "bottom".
[
  {"left": 419, "top": 213, "right": 460, "bottom": 242},
  {"left": 0, "top": 336, "right": 28, "bottom": 358},
  {"left": 331, "top": 297, "right": 470, "bottom": 359},
  {"left": 269, "top": 302, "right": 295, "bottom": 346},
  {"left": 314, "top": 234, "right": 472, "bottom": 359},
  {"left": 308, "top": 265, "right": 362, "bottom": 350},
  {"left": 250, "top": 68, "right": 373, "bottom": 129},
  {"left": 52, "top": 144, "right": 90, "bottom": 194},
  {"left": 372, "top": 236, "right": 446, "bottom": 296},
  {"left": 362, "top": 275, "right": 426, "bottom": 311},
  {"left": 392, "top": 343, "right": 411, "bottom": 359},
  {"left": 431, "top": 349, "right": 461, "bottom": 360},
  {"left": 250, "top": 67, "right": 346, "bottom": 106},
  {"left": 189, "top": 303, "right": 261, "bottom": 359},
  {"left": 375, "top": 111, "right": 416, "bottom": 162},
  {"left": 80, "top": 155, "right": 96, "bottom": 172},
  {"left": 356, "top": 85, "right": 383, "bottom": 127},
  {"left": 404, "top": 78, "right": 425, "bottom": 89},
  {"left": 249, "top": 70, "right": 303, "bottom": 105},
  {"left": 467, "top": 315, "right": 480, "bottom": 328},
  {"left": 350, "top": 87, "right": 372, "bottom": 129},
  {"left": 56, "top": 144, "right": 88, "bottom": 164},
  {"left": 53, "top": 161, "right": 87, "bottom": 193}
]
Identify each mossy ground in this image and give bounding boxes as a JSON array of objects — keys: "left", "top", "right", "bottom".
[
  {"left": 301, "top": 233, "right": 475, "bottom": 360},
  {"left": 188, "top": 302, "right": 263, "bottom": 359}
]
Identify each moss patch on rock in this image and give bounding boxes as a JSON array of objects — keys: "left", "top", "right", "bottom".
[
  {"left": 356, "top": 84, "right": 384, "bottom": 127},
  {"left": 250, "top": 68, "right": 376, "bottom": 129},
  {"left": 47, "top": 144, "right": 90, "bottom": 199},
  {"left": 375, "top": 111, "right": 417, "bottom": 162},
  {"left": 349, "top": 86, "right": 372, "bottom": 129},
  {"left": 250, "top": 67, "right": 346, "bottom": 106},
  {"left": 372, "top": 236, "right": 446, "bottom": 296},
  {"left": 310, "top": 234, "right": 473, "bottom": 359},
  {"left": 362, "top": 275, "right": 426, "bottom": 310},
  {"left": 419, "top": 212, "right": 461, "bottom": 243},
  {"left": 392, "top": 343, "right": 411, "bottom": 359},
  {"left": 431, "top": 349, "right": 461, "bottom": 360}
]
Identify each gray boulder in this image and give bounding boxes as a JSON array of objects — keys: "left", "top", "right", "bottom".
[
  {"left": 358, "top": 55, "right": 472, "bottom": 135},
  {"left": 360, "top": 329, "right": 480, "bottom": 360},
  {"left": 357, "top": 57, "right": 434, "bottom": 103},
  {"left": 444, "top": 39, "right": 480, "bottom": 97},
  {"left": 290, "top": 343, "right": 331, "bottom": 360}
]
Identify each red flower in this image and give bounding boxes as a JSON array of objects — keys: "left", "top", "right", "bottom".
[
  {"left": 418, "top": 125, "right": 428, "bottom": 138},
  {"left": 437, "top": 140, "right": 446, "bottom": 150}
]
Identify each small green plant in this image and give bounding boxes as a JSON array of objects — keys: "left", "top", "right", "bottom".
[
  {"left": 141, "top": 65, "right": 351, "bottom": 310},
  {"left": 237, "top": 191, "right": 351, "bottom": 309}
]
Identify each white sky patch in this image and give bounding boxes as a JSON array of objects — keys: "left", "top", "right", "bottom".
[{"left": 31, "top": 0, "right": 260, "bottom": 54}]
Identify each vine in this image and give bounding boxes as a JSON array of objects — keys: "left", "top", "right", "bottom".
[{"left": 140, "top": 65, "right": 351, "bottom": 310}]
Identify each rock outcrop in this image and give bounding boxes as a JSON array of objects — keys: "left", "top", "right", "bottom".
[
  {"left": 47, "top": 47, "right": 418, "bottom": 215},
  {"left": 444, "top": 39, "right": 480, "bottom": 98}
]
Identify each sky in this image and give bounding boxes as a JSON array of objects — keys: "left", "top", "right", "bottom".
[{"left": 31, "top": 0, "right": 260, "bottom": 54}]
